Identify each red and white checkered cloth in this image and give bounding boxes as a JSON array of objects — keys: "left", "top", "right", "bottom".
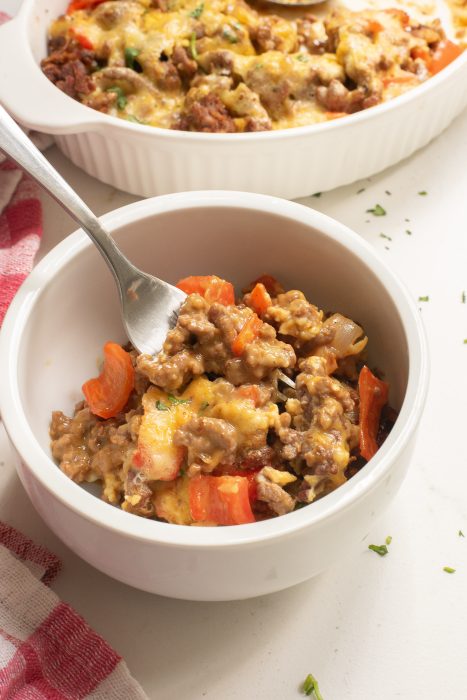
[
  {"left": 0, "top": 524, "right": 148, "bottom": 699},
  {"left": 0, "top": 13, "right": 147, "bottom": 696}
]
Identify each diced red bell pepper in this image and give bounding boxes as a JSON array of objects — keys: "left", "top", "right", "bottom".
[
  {"left": 250, "top": 274, "right": 283, "bottom": 296},
  {"left": 67, "top": 0, "right": 106, "bottom": 14},
  {"left": 429, "top": 40, "right": 463, "bottom": 75},
  {"left": 176, "top": 275, "right": 235, "bottom": 306},
  {"left": 358, "top": 365, "right": 389, "bottom": 461},
  {"left": 82, "top": 342, "right": 134, "bottom": 419},
  {"left": 248, "top": 282, "right": 272, "bottom": 316},
  {"left": 189, "top": 475, "right": 255, "bottom": 525},
  {"left": 69, "top": 28, "right": 94, "bottom": 50}
]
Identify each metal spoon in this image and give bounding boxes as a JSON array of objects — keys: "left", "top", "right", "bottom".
[{"left": 0, "top": 104, "right": 185, "bottom": 356}]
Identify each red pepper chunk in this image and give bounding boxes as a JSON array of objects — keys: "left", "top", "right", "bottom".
[
  {"left": 248, "top": 283, "right": 272, "bottom": 316},
  {"left": 67, "top": 0, "right": 106, "bottom": 13},
  {"left": 358, "top": 365, "right": 389, "bottom": 461},
  {"left": 189, "top": 475, "right": 255, "bottom": 525},
  {"left": 176, "top": 275, "right": 235, "bottom": 306},
  {"left": 231, "top": 314, "right": 263, "bottom": 356},
  {"left": 250, "top": 274, "right": 284, "bottom": 296},
  {"left": 69, "top": 28, "right": 94, "bottom": 50},
  {"left": 429, "top": 40, "right": 463, "bottom": 75},
  {"left": 82, "top": 342, "right": 134, "bottom": 419}
]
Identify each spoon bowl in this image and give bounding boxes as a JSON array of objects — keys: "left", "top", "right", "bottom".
[{"left": 0, "top": 104, "right": 185, "bottom": 356}]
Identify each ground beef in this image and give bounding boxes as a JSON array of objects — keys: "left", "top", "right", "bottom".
[
  {"left": 256, "top": 468, "right": 296, "bottom": 515},
  {"left": 176, "top": 93, "right": 236, "bottom": 132},
  {"left": 201, "top": 50, "right": 234, "bottom": 76},
  {"left": 137, "top": 348, "right": 205, "bottom": 391},
  {"left": 264, "top": 290, "right": 324, "bottom": 350},
  {"left": 316, "top": 79, "right": 381, "bottom": 113},
  {"left": 174, "top": 416, "right": 237, "bottom": 474},
  {"left": 172, "top": 46, "right": 198, "bottom": 82},
  {"left": 41, "top": 41, "right": 97, "bottom": 99}
]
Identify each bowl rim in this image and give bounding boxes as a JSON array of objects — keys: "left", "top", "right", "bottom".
[
  {"left": 9, "top": 0, "right": 467, "bottom": 140},
  {"left": 0, "top": 191, "right": 429, "bottom": 548}
]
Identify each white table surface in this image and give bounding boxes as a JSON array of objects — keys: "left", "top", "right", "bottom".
[{"left": 2, "top": 3, "right": 467, "bottom": 697}]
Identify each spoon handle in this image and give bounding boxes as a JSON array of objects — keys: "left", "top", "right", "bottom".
[{"left": 0, "top": 104, "right": 133, "bottom": 285}]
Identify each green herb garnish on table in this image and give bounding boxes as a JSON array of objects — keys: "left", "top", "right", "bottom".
[
  {"left": 366, "top": 204, "right": 386, "bottom": 216},
  {"left": 368, "top": 543, "right": 389, "bottom": 556},
  {"left": 418, "top": 296, "right": 429, "bottom": 302},
  {"left": 302, "top": 673, "right": 324, "bottom": 699},
  {"left": 443, "top": 567, "right": 456, "bottom": 574}
]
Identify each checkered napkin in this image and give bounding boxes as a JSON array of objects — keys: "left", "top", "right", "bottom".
[
  {"left": 0, "top": 14, "right": 147, "bottom": 696},
  {"left": 0, "top": 523, "right": 148, "bottom": 699}
]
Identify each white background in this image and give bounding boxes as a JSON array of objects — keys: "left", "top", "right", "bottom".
[{"left": 1, "top": 1, "right": 467, "bottom": 697}]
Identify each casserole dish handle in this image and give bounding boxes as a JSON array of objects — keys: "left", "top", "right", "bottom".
[{"left": 0, "top": 17, "right": 105, "bottom": 134}]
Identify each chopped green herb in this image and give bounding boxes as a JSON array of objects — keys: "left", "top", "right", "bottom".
[
  {"left": 296, "top": 53, "right": 309, "bottom": 62},
  {"left": 464, "top": 339, "right": 467, "bottom": 344},
  {"left": 189, "top": 2, "right": 204, "bottom": 18},
  {"left": 199, "top": 401, "right": 210, "bottom": 411},
  {"left": 385, "top": 535, "right": 392, "bottom": 545},
  {"left": 443, "top": 566, "right": 456, "bottom": 574},
  {"left": 459, "top": 530, "right": 464, "bottom": 537},
  {"left": 356, "top": 188, "right": 365, "bottom": 194},
  {"left": 125, "top": 114, "right": 144, "bottom": 124},
  {"left": 125, "top": 47, "right": 140, "bottom": 70},
  {"left": 366, "top": 204, "right": 386, "bottom": 216},
  {"left": 168, "top": 394, "right": 191, "bottom": 405},
  {"left": 254, "top": 62, "right": 263, "bottom": 69},
  {"left": 190, "top": 31, "right": 199, "bottom": 59},
  {"left": 222, "top": 27, "right": 238, "bottom": 43},
  {"left": 418, "top": 295, "right": 429, "bottom": 302},
  {"left": 405, "top": 218, "right": 410, "bottom": 222},
  {"left": 156, "top": 400, "right": 169, "bottom": 411},
  {"left": 385, "top": 190, "right": 392, "bottom": 195},
  {"left": 418, "top": 190, "right": 428, "bottom": 196},
  {"left": 384, "top": 246, "right": 390, "bottom": 251},
  {"left": 106, "top": 86, "right": 127, "bottom": 110},
  {"left": 462, "top": 291, "right": 466, "bottom": 304},
  {"left": 368, "top": 543, "right": 389, "bottom": 557},
  {"left": 379, "top": 233, "right": 392, "bottom": 241},
  {"left": 312, "top": 192, "right": 322, "bottom": 198},
  {"left": 302, "top": 673, "right": 324, "bottom": 699},
  {"left": 405, "top": 229, "right": 412, "bottom": 235}
]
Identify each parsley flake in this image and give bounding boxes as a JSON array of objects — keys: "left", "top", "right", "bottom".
[
  {"left": 418, "top": 191, "right": 428, "bottom": 196},
  {"left": 312, "top": 192, "right": 322, "bottom": 198},
  {"left": 418, "top": 295, "right": 429, "bottom": 302},
  {"left": 302, "top": 673, "right": 324, "bottom": 699},
  {"left": 223, "top": 27, "right": 238, "bottom": 43},
  {"left": 405, "top": 218, "right": 410, "bottom": 222},
  {"left": 379, "top": 233, "right": 392, "bottom": 241},
  {"left": 385, "top": 190, "right": 392, "bottom": 195},
  {"left": 106, "top": 86, "right": 127, "bottom": 110},
  {"left": 125, "top": 47, "right": 140, "bottom": 70},
  {"left": 459, "top": 530, "right": 464, "bottom": 537},
  {"left": 464, "top": 339, "right": 467, "bottom": 345},
  {"left": 405, "top": 229, "right": 412, "bottom": 235},
  {"left": 156, "top": 400, "right": 169, "bottom": 411},
  {"left": 125, "top": 114, "right": 144, "bottom": 124},
  {"left": 189, "top": 2, "right": 204, "bottom": 18},
  {"left": 462, "top": 291, "right": 466, "bottom": 304},
  {"left": 368, "top": 543, "right": 389, "bottom": 557},
  {"left": 296, "top": 53, "right": 309, "bottom": 62},
  {"left": 356, "top": 188, "right": 365, "bottom": 194},
  {"left": 366, "top": 204, "right": 386, "bottom": 216},
  {"left": 200, "top": 401, "right": 210, "bottom": 411},
  {"left": 385, "top": 535, "right": 392, "bottom": 545},
  {"left": 190, "top": 31, "right": 199, "bottom": 59},
  {"left": 443, "top": 566, "right": 456, "bottom": 574},
  {"left": 168, "top": 394, "right": 191, "bottom": 405}
]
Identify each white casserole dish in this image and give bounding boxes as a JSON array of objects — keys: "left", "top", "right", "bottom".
[
  {"left": 0, "top": 0, "right": 466, "bottom": 199},
  {"left": 0, "top": 192, "right": 428, "bottom": 600}
]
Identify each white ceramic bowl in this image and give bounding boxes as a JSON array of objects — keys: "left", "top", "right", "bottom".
[
  {"left": 0, "top": 0, "right": 466, "bottom": 198},
  {"left": 0, "top": 192, "right": 428, "bottom": 600}
]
